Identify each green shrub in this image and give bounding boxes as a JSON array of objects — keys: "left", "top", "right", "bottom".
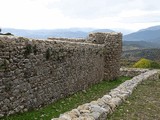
[
  {"left": 0, "top": 59, "right": 8, "bottom": 68},
  {"left": 33, "top": 45, "right": 38, "bottom": 55},
  {"left": 24, "top": 44, "right": 32, "bottom": 58},
  {"left": 4, "top": 32, "right": 13, "bottom": 35},
  {"left": 133, "top": 58, "right": 160, "bottom": 69},
  {"left": 46, "top": 48, "right": 51, "bottom": 60}
]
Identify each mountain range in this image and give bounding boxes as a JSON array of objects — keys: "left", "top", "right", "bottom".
[
  {"left": 1, "top": 28, "right": 114, "bottom": 39},
  {"left": 1, "top": 25, "right": 160, "bottom": 49},
  {"left": 123, "top": 25, "right": 160, "bottom": 42},
  {"left": 123, "top": 25, "right": 160, "bottom": 50}
]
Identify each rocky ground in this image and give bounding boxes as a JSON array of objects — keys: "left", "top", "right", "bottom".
[{"left": 108, "top": 78, "right": 160, "bottom": 120}]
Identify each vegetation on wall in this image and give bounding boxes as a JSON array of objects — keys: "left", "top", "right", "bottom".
[
  {"left": 24, "top": 44, "right": 38, "bottom": 58},
  {"left": 33, "top": 45, "right": 38, "bottom": 55},
  {"left": 46, "top": 48, "right": 51, "bottom": 60},
  {"left": 24, "top": 44, "right": 32, "bottom": 58},
  {"left": 0, "top": 59, "right": 9, "bottom": 71}
]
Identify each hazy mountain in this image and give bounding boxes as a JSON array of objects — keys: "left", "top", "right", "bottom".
[
  {"left": 123, "top": 41, "right": 160, "bottom": 51},
  {"left": 139, "top": 25, "right": 160, "bottom": 31},
  {"left": 91, "top": 29, "right": 114, "bottom": 33},
  {"left": 113, "top": 28, "right": 134, "bottom": 35},
  {"left": 123, "top": 25, "right": 160, "bottom": 49},
  {"left": 123, "top": 25, "right": 160, "bottom": 42},
  {"left": 67, "top": 28, "right": 95, "bottom": 32},
  {"left": 2, "top": 28, "right": 88, "bottom": 39},
  {"left": 1, "top": 28, "right": 115, "bottom": 39}
]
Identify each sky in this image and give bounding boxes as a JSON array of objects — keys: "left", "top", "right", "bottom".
[{"left": 0, "top": 0, "right": 160, "bottom": 31}]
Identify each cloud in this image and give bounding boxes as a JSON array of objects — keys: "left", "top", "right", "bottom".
[
  {"left": 47, "top": 0, "right": 160, "bottom": 19},
  {"left": 119, "top": 10, "right": 160, "bottom": 23},
  {"left": 0, "top": 0, "right": 65, "bottom": 29},
  {"left": 0, "top": 0, "right": 160, "bottom": 30},
  {"left": 47, "top": 0, "right": 125, "bottom": 18}
]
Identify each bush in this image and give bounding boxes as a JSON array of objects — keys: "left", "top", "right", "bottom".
[
  {"left": 24, "top": 44, "right": 32, "bottom": 58},
  {"left": 46, "top": 48, "right": 51, "bottom": 60},
  {"left": 3, "top": 32, "right": 13, "bottom": 35},
  {"left": 133, "top": 58, "right": 160, "bottom": 69}
]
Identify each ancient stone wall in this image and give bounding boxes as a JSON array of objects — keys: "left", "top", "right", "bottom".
[
  {"left": 52, "top": 69, "right": 160, "bottom": 120},
  {"left": 88, "top": 33, "right": 122, "bottom": 80},
  {"left": 120, "top": 68, "right": 149, "bottom": 77},
  {"left": 0, "top": 32, "right": 122, "bottom": 117},
  {"left": 48, "top": 37, "right": 86, "bottom": 43}
]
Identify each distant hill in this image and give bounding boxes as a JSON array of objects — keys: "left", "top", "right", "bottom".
[
  {"left": 91, "top": 29, "right": 114, "bottom": 33},
  {"left": 121, "top": 48, "right": 160, "bottom": 67},
  {"left": 123, "top": 41, "right": 160, "bottom": 51},
  {"left": 139, "top": 25, "right": 160, "bottom": 31},
  {"left": 112, "top": 28, "right": 134, "bottom": 35},
  {"left": 2, "top": 28, "right": 87, "bottom": 39},
  {"left": 122, "top": 48, "right": 160, "bottom": 61},
  {"left": 1, "top": 28, "right": 115, "bottom": 39},
  {"left": 123, "top": 25, "right": 160, "bottom": 42},
  {"left": 123, "top": 25, "right": 160, "bottom": 49}
]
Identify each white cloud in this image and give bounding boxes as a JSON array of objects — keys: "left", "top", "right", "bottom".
[
  {"left": 0, "top": 0, "right": 160, "bottom": 30},
  {"left": 0, "top": 0, "right": 64, "bottom": 29}
]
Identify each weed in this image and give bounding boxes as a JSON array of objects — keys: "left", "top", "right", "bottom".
[
  {"left": 0, "top": 59, "right": 9, "bottom": 71},
  {"left": 33, "top": 45, "right": 38, "bottom": 55},
  {"left": 46, "top": 48, "right": 51, "bottom": 60},
  {"left": 24, "top": 44, "right": 32, "bottom": 58}
]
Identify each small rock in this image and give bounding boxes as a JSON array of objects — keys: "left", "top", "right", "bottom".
[
  {"left": 80, "top": 110, "right": 90, "bottom": 114},
  {"left": 90, "top": 112, "right": 101, "bottom": 119},
  {"left": 8, "top": 110, "right": 15, "bottom": 115},
  {"left": 60, "top": 113, "right": 72, "bottom": 120},
  {"left": 0, "top": 114, "right": 4, "bottom": 118},
  {"left": 77, "top": 104, "right": 90, "bottom": 111},
  {"left": 90, "top": 105, "right": 107, "bottom": 114}
]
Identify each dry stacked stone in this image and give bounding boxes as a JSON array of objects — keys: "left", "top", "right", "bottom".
[
  {"left": 0, "top": 32, "right": 122, "bottom": 117},
  {"left": 88, "top": 32, "right": 122, "bottom": 80},
  {"left": 52, "top": 69, "right": 159, "bottom": 120}
]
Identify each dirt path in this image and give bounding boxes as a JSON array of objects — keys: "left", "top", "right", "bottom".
[{"left": 108, "top": 79, "right": 160, "bottom": 120}]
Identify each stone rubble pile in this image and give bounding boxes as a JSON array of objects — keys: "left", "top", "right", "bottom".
[{"left": 52, "top": 69, "right": 159, "bottom": 120}]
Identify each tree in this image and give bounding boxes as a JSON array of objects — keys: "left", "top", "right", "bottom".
[{"left": 0, "top": 28, "right": 1, "bottom": 33}]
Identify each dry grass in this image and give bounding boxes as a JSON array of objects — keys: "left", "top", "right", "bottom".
[{"left": 108, "top": 79, "right": 160, "bottom": 120}]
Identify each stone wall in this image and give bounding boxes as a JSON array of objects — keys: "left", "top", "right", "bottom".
[
  {"left": 48, "top": 37, "right": 86, "bottom": 43},
  {"left": 120, "top": 68, "right": 149, "bottom": 77},
  {"left": 52, "top": 69, "right": 160, "bottom": 120},
  {"left": 0, "top": 32, "right": 122, "bottom": 117},
  {"left": 88, "top": 33, "right": 122, "bottom": 80}
]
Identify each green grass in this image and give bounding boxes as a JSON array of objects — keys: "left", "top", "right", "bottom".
[
  {"left": 108, "top": 79, "right": 160, "bottom": 120},
  {"left": 1, "top": 77, "right": 131, "bottom": 120}
]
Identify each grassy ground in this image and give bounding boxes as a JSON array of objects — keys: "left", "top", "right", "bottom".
[
  {"left": 108, "top": 79, "right": 160, "bottom": 120},
  {"left": 1, "top": 77, "right": 130, "bottom": 120}
]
